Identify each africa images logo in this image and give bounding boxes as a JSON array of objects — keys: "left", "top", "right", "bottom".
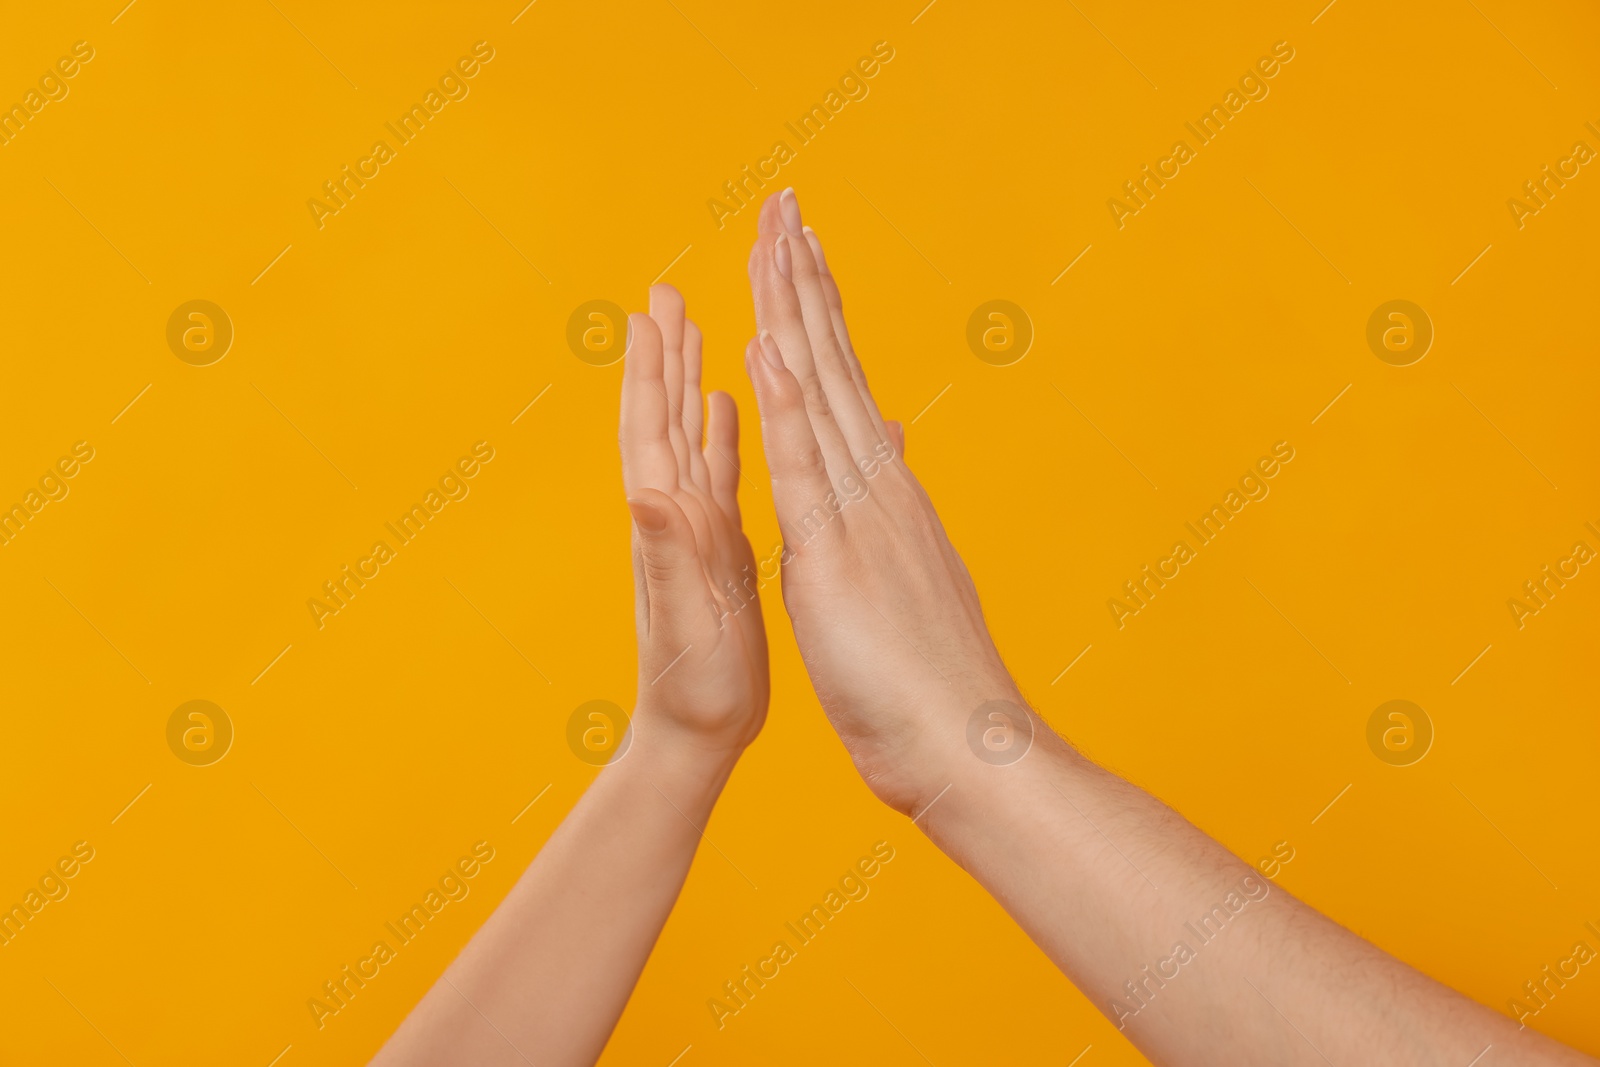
[
  {"left": 1107, "top": 442, "right": 1295, "bottom": 628},
  {"left": 707, "top": 842, "right": 896, "bottom": 1029},
  {"left": 705, "top": 41, "right": 896, "bottom": 230},
  {"left": 306, "top": 42, "right": 497, "bottom": 230},
  {"left": 306, "top": 442, "right": 495, "bottom": 629},
  {"left": 1106, "top": 41, "right": 1296, "bottom": 229},
  {"left": 306, "top": 841, "right": 495, "bottom": 1030}
]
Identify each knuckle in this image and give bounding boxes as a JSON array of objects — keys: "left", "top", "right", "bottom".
[
  {"left": 799, "top": 377, "right": 832, "bottom": 417},
  {"left": 787, "top": 442, "right": 825, "bottom": 473}
]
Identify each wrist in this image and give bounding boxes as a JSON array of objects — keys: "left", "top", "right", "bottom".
[
  {"left": 914, "top": 715, "right": 1086, "bottom": 845},
  {"left": 896, "top": 695, "right": 1081, "bottom": 822},
  {"left": 611, "top": 710, "right": 745, "bottom": 799},
  {"left": 837, "top": 682, "right": 1047, "bottom": 819}
]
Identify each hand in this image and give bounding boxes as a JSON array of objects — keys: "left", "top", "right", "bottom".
[
  {"left": 740, "top": 190, "right": 1025, "bottom": 814},
  {"left": 620, "top": 285, "right": 768, "bottom": 760}
]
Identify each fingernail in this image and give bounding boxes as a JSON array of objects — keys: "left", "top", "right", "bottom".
[
  {"left": 779, "top": 188, "right": 803, "bottom": 235},
  {"left": 774, "top": 234, "right": 793, "bottom": 281},
  {"left": 627, "top": 498, "right": 667, "bottom": 533},
  {"left": 802, "top": 226, "right": 829, "bottom": 276},
  {"left": 759, "top": 330, "right": 785, "bottom": 371}
]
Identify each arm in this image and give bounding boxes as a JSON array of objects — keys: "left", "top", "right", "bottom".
[
  {"left": 737, "top": 188, "right": 1595, "bottom": 1066},
  {"left": 372, "top": 287, "right": 767, "bottom": 1067}
]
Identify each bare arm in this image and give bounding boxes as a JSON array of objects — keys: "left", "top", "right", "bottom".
[
  {"left": 369, "top": 736, "right": 738, "bottom": 1066},
  {"left": 372, "top": 287, "right": 767, "bottom": 1066},
  {"left": 924, "top": 736, "right": 1589, "bottom": 1065},
  {"left": 738, "top": 187, "right": 1595, "bottom": 1067}
]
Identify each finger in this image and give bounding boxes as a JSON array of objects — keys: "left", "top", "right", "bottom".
[
  {"left": 705, "top": 390, "right": 741, "bottom": 525},
  {"left": 803, "top": 225, "right": 887, "bottom": 428},
  {"left": 885, "top": 419, "right": 905, "bottom": 457},
  {"left": 743, "top": 333, "right": 840, "bottom": 550},
  {"left": 749, "top": 226, "right": 823, "bottom": 404},
  {"left": 682, "top": 319, "right": 712, "bottom": 495},
  {"left": 656, "top": 311, "right": 726, "bottom": 574},
  {"left": 627, "top": 488, "right": 713, "bottom": 643},
  {"left": 749, "top": 222, "right": 854, "bottom": 484},
  {"left": 649, "top": 284, "right": 693, "bottom": 483},
  {"left": 619, "top": 313, "right": 677, "bottom": 494},
  {"left": 757, "top": 190, "right": 783, "bottom": 236},
  {"left": 777, "top": 195, "right": 884, "bottom": 453}
]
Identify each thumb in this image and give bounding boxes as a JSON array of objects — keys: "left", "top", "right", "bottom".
[
  {"left": 627, "top": 488, "right": 709, "bottom": 636},
  {"left": 885, "top": 419, "right": 905, "bottom": 458}
]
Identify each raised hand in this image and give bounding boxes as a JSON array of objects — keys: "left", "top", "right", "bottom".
[
  {"left": 736, "top": 190, "right": 1595, "bottom": 1067},
  {"left": 621, "top": 284, "right": 769, "bottom": 755},
  {"left": 372, "top": 288, "right": 766, "bottom": 1067},
  {"left": 740, "top": 189, "right": 1023, "bottom": 816}
]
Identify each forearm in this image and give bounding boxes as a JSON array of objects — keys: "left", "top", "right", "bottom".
[
  {"left": 916, "top": 719, "right": 1588, "bottom": 1066},
  {"left": 372, "top": 721, "right": 738, "bottom": 1067},
  {"left": 733, "top": 189, "right": 1596, "bottom": 1064}
]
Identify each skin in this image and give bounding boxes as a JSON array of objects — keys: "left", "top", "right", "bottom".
[
  {"left": 370, "top": 287, "right": 766, "bottom": 1067},
  {"left": 739, "top": 188, "right": 1596, "bottom": 1066},
  {"left": 373, "top": 193, "right": 1597, "bottom": 1066}
]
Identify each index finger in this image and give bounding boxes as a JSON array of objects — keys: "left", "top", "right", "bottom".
[{"left": 618, "top": 313, "right": 678, "bottom": 495}]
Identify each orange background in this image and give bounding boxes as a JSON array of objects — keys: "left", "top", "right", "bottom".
[{"left": 0, "top": 1, "right": 1596, "bottom": 1064}]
